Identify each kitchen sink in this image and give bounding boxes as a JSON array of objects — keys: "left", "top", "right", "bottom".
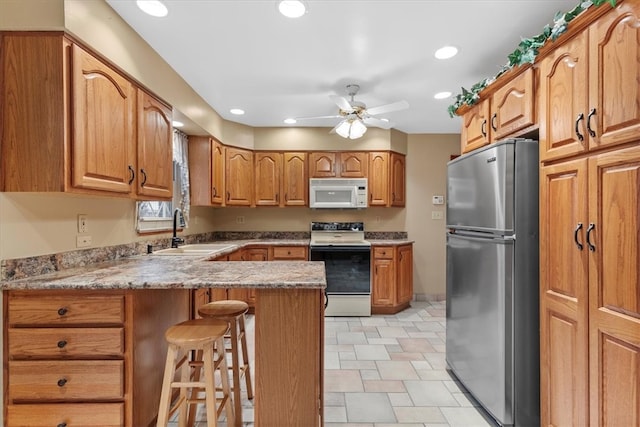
[{"left": 153, "top": 243, "right": 236, "bottom": 255}]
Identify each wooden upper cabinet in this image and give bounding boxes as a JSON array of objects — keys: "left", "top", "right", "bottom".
[
  {"left": 460, "top": 100, "right": 491, "bottom": 154},
  {"left": 588, "top": 2, "right": 640, "bottom": 152},
  {"left": 136, "top": 89, "right": 173, "bottom": 200},
  {"left": 188, "top": 136, "right": 224, "bottom": 206},
  {"left": 368, "top": 152, "right": 389, "bottom": 206},
  {"left": 211, "top": 140, "right": 225, "bottom": 205},
  {"left": 255, "top": 152, "right": 282, "bottom": 206},
  {"left": 539, "top": 31, "right": 589, "bottom": 161},
  {"left": 309, "top": 152, "right": 337, "bottom": 178},
  {"left": 490, "top": 67, "right": 535, "bottom": 140},
  {"left": 0, "top": 34, "right": 172, "bottom": 200},
  {"left": 282, "top": 152, "right": 307, "bottom": 206},
  {"left": 71, "top": 44, "right": 137, "bottom": 195},
  {"left": 339, "top": 152, "right": 368, "bottom": 178},
  {"left": 390, "top": 153, "right": 406, "bottom": 207},
  {"left": 225, "top": 147, "right": 253, "bottom": 206}
]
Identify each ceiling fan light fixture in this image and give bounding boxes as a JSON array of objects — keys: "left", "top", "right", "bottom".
[
  {"left": 335, "top": 120, "right": 351, "bottom": 139},
  {"left": 278, "top": 1, "right": 307, "bottom": 18},
  {"left": 136, "top": 0, "right": 168, "bottom": 17},
  {"left": 349, "top": 119, "right": 367, "bottom": 139}
]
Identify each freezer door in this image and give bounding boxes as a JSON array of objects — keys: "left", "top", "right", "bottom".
[
  {"left": 447, "top": 141, "right": 515, "bottom": 233},
  {"left": 446, "top": 232, "right": 514, "bottom": 426}
]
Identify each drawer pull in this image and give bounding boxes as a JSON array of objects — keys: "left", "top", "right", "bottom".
[
  {"left": 57, "top": 307, "right": 68, "bottom": 316},
  {"left": 57, "top": 340, "right": 68, "bottom": 348},
  {"left": 57, "top": 378, "right": 68, "bottom": 387},
  {"left": 57, "top": 424, "right": 67, "bottom": 427}
]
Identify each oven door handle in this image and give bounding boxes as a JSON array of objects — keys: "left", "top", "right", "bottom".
[{"left": 310, "top": 245, "right": 371, "bottom": 252}]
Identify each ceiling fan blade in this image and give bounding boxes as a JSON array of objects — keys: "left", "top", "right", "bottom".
[
  {"left": 295, "top": 114, "right": 342, "bottom": 120},
  {"left": 365, "top": 100, "right": 409, "bottom": 116},
  {"left": 363, "top": 116, "right": 394, "bottom": 129},
  {"left": 329, "top": 94, "right": 353, "bottom": 112}
]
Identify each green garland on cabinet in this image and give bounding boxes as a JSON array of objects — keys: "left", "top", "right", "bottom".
[{"left": 447, "top": 0, "right": 617, "bottom": 118}]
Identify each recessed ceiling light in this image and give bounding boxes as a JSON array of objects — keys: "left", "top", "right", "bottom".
[
  {"left": 136, "top": 0, "right": 168, "bottom": 17},
  {"left": 230, "top": 108, "right": 245, "bottom": 115},
  {"left": 435, "top": 46, "right": 458, "bottom": 60},
  {"left": 172, "top": 120, "right": 184, "bottom": 128},
  {"left": 284, "top": 118, "right": 297, "bottom": 124},
  {"left": 278, "top": 1, "right": 307, "bottom": 18},
  {"left": 434, "top": 91, "right": 452, "bottom": 100}
]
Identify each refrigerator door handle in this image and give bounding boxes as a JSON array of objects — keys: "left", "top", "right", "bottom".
[{"left": 574, "top": 222, "right": 584, "bottom": 251}]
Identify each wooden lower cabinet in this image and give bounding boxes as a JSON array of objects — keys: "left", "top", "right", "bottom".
[
  {"left": 371, "top": 244, "right": 413, "bottom": 314},
  {"left": 4, "top": 289, "right": 190, "bottom": 427},
  {"left": 540, "top": 144, "right": 640, "bottom": 426}
]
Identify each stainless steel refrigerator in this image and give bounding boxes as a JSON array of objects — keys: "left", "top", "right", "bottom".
[{"left": 445, "top": 138, "right": 539, "bottom": 427}]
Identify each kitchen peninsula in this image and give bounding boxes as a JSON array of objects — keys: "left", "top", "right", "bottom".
[{"left": 1, "top": 255, "right": 326, "bottom": 427}]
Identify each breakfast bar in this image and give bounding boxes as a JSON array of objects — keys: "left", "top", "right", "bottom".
[{"left": 1, "top": 256, "right": 326, "bottom": 427}]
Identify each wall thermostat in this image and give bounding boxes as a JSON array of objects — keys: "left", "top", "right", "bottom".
[{"left": 432, "top": 195, "right": 445, "bottom": 205}]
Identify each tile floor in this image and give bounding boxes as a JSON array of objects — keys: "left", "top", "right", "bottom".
[{"left": 170, "top": 301, "right": 496, "bottom": 427}]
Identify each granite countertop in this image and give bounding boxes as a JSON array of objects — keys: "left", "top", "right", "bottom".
[{"left": 0, "top": 251, "right": 326, "bottom": 291}]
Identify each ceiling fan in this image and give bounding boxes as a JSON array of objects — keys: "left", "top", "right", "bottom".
[{"left": 297, "top": 84, "right": 409, "bottom": 139}]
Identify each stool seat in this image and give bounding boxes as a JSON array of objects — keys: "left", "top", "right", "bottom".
[
  {"left": 165, "top": 318, "right": 229, "bottom": 346},
  {"left": 198, "top": 299, "right": 248, "bottom": 319}
]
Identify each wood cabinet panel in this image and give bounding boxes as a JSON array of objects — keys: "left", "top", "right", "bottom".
[
  {"left": 188, "top": 137, "right": 225, "bottom": 206},
  {"left": 8, "top": 295, "right": 125, "bottom": 326},
  {"left": 71, "top": 44, "right": 136, "bottom": 195},
  {"left": 309, "top": 152, "right": 337, "bottom": 177},
  {"left": 136, "top": 89, "right": 173, "bottom": 199},
  {"left": 461, "top": 100, "right": 490, "bottom": 154},
  {"left": 7, "top": 403, "right": 124, "bottom": 427},
  {"left": 396, "top": 245, "right": 413, "bottom": 304},
  {"left": 371, "top": 244, "right": 413, "bottom": 314},
  {"left": 368, "top": 152, "right": 389, "bottom": 206},
  {"left": 226, "top": 147, "right": 253, "bottom": 206},
  {"left": 8, "top": 328, "right": 124, "bottom": 358},
  {"left": 255, "top": 152, "right": 282, "bottom": 206},
  {"left": 390, "top": 153, "right": 406, "bottom": 207},
  {"left": 271, "top": 246, "right": 308, "bottom": 260},
  {"left": 9, "top": 360, "right": 124, "bottom": 400},
  {"left": 372, "top": 258, "right": 394, "bottom": 307},
  {"left": 588, "top": 2, "right": 640, "bottom": 151},
  {"left": 283, "top": 152, "right": 308, "bottom": 206},
  {"left": 339, "top": 152, "right": 368, "bottom": 178},
  {"left": 491, "top": 67, "right": 535, "bottom": 140},
  {"left": 212, "top": 140, "right": 225, "bottom": 205}
]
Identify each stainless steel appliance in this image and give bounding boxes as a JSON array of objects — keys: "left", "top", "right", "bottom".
[
  {"left": 446, "top": 138, "right": 539, "bottom": 426},
  {"left": 309, "top": 221, "right": 371, "bottom": 316},
  {"left": 309, "top": 178, "right": 368, "bottom": 209}
]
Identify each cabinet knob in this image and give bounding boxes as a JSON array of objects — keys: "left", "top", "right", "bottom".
[
  {"left": 57, "top": 307, "right": 68, "bottom": 316},
  {"left": 57, "top": 378, "right": 68, "bottom": 387},
  {"left": 57, "top": 340, "right": 68, "bottom": 349}
]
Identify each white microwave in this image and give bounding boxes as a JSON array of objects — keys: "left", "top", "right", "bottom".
[{"left": 309, "top": 178, "right": 368, "bottom": 209}]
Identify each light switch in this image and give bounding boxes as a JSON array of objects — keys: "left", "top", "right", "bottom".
[{"left": 431, "top": 211, "right": 444, "bottom": 220}]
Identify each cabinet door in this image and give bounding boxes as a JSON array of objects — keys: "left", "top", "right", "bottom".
[
  {"left": 282, "top": 152, "right": 307, "bottom": 206},
  {"left": 539, "top": 159, "right": 589, "bottom": 427},
  {"left": 225, "top": 147, "right": 253, "bottom": 206},
  {"left": 538, "top": 31, "right": 589, "bottom": 162},
  {"left": 491, "top": 68, "right": 535, "bottom": 140},
  {"left": 309, "top": 152, "right": 337, "bottom": 178},
  {"left": 588, "top": 145, "right": 640, "bottom": 426},
  {"left": 588, "top": 2, "right": 640, "bottom": 151},
  {"left": 396, "top": 245, "right": 413, "bottom": 304},
  {"left": 71, "top": 44, "right": 135, "bottom": 194},
  {"left": 192, "top": 288, "right": 210, "bottom": 319},
  {"left": 390, "top": 153, "right": 406, "bottom": 207},
  {"left": 136, "top": 89, "right": 173, "bottom": 200},
  {"left": 368, "top": 152, "right": 389, "bottom": 206},
  {"left": 339, "top": 152, "right": 368, "bottom": 178},
  {"left": 212, "top": 139, "right": 225, "bottom": 205},
  {"left": 255, "top": 152, "right": 282, "bottom": 206},
  {"left": 460, "top": 100, "right": 490, "bottom": 154},
  {"left": 188, "top": 136, "right": 213, "bottom": 206},
  {"left": 244, "top": 248, "right": 268, "bottom": 306},
  {"left": 372, "top": 258, "right": 395, "bottom": 307}
]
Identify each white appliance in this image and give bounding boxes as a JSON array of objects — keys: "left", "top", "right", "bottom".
[
  {"left": 309, "top": 222, "right": 371, "bottom": 316},
  {"left": 309, "top": 178, "right": 367, "bottom": 209}
]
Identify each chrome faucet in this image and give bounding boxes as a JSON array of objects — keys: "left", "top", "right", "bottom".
[{"left": 171, "top": 208, "right": 185, "bottom": 248}]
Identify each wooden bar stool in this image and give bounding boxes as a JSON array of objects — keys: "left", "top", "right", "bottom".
[
  {"left": 156, "top": 318, "right": 234, "bottom": 427},
  {"left": 198, "top": 300, "right": 253, "bottom": 427}
]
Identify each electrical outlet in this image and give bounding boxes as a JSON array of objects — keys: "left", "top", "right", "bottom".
[
  {"left": 431, "top": 211, "right": 444, "bottom": 220},
  {"left": 76, "top": 235, "right": 92, "bottom": 248},
  {"left": 77, "top": 214, "right": 88, "bottom": 233},
  {"left": 236, "top": 216, "right": 245, "bottom": 224}
]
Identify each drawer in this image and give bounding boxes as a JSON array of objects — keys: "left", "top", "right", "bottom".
[
  {"left": 7, "top": 403, "right": 124, "bottom": 427},
  {"left": 9, "top": 328, "right": 124, "bottom": 358},
  {"left": 373, "top": 247, "right": 394, "bottom": 259},
  {"left": 272, "top": 246, "right": 308, "bottom": 259},
  {"left": 8, "top": 294, "right": 125, "bottom": 326},
  {"left": 9, "top": 360, "right": 124, "bottom": 401}
]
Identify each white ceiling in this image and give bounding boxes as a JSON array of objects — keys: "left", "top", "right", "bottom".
[{"left": 105, "top": 0, "right": 579, "bottom": 135}]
